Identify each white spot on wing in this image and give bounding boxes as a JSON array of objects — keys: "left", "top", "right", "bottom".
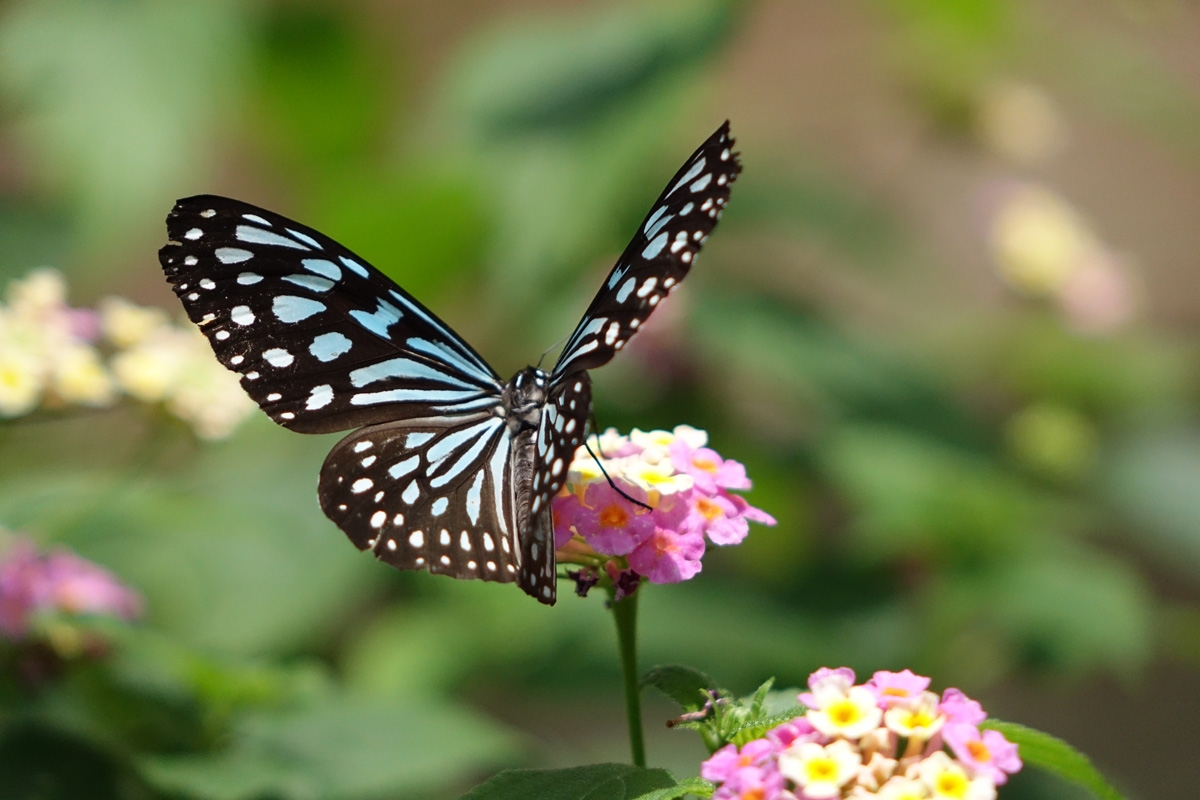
[
  {"left": 263, "top": 348, "right": 294, "bottom": 368},
  {"left": 306, "top": 384, "right": 333, "bottom": 410},
  {"left": 273, "top": 295, "right": 326, "bottom": 323}
]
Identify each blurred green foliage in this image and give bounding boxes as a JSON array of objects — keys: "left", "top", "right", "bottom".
[{"left": 1, "top": 0, "right": 1198, "bottom": 798}]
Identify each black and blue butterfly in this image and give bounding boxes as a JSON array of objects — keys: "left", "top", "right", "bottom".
[{"left": 159, "top": 122, "right": 740, "bottom": 604}]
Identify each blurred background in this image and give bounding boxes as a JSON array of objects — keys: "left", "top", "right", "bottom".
[{"left": 1, "top": 0, "right": 1198, "bottom": 798}]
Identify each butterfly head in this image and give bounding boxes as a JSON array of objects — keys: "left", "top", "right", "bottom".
[{"left": 503, "top": 367, "right": 550, "bottom": 433}]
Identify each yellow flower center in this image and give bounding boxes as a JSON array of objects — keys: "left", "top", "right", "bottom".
[
  {"left": 935, "top": 772, "right": 968, "bottom": 798},
  {"left": 966, "top": 740, "right": 992, "bottom": 762},
  {"left": 828, "top": 698, "right": 864, "bottom": 727},
  {"left": 598, "top": 505, "right": 629, "bottom": 528},
  {"left": 805, "top": 757, "right": 837, "bottom": 782}
]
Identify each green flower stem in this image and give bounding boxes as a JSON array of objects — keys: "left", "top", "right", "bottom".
[{"left": 611, "top": 587, "right": 646, "bottom": 767}]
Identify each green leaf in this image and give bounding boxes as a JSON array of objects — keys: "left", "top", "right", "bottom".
[
  {"left": 640, "top": 665, "right": 720, "bottom": 711},
  {"left": 444, "top": 0, "right": 735, "bottom": 136},
  {"left": 983, "top": 721, "right": 1126, "bottom": 800},
  {"left": 632, "top": 776, "right": 714, "bottom": 800},
  {"left": 140, "top": 696, "right": 517, "bottom": 800},
  {"left": 460, "top": 764, "right": 676, "bottom": 800},
  {"left": 0, "top": 0, "right": 247, "bottom": 254}
]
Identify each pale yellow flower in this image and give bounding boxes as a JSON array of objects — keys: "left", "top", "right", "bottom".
[
  {"left": 6, "top": 268, "right": 67, "bottom": 317},
  {"left": 884, "top": 691, "right": 945, "bottom": 740},
  {"left": 989, "top": 185, "right": 1096, "bottom": 296},
  {"left": 0, "top": 344, "right": 44, "bottom": 417},
  {"left": 51, "top": 345, "right": 116, "bottom": 406},
  {"left": 916, "top": 752, "right": 996, "bottom": 800},
  {"left": 622, "top": 458, "right": 694, "bottom": 496},
  {"left": 778, "top": 739, "right": 862, "bottom": 800},
  {"left": 100, "top": 297, "right": 170, "bottom": 348}
]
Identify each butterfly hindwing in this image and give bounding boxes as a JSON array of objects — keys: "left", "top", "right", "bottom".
[
  {"left": 318, "top": 415, "right": 522, "bottom": 583},
  {"left": 160, "top": 196, "right": 502, "bottom": 435},
  {"left": 554, "top": 122, "right": 741, "bottom": 376}
]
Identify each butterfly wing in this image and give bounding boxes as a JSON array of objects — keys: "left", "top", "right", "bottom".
[
  {"left": 159, "top": 195, "right": 503, "bottom": 434},
  {"left": 318, "top": 414, "right": 525, "bottom": 585},
  {"left": 553, "top": 122, "right": 741, "bottom": 377}
]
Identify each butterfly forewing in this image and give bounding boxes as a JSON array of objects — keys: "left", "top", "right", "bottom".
[
  {"left": 554, "top": 122, "right": 741, "bottom": 377},
  {"left": 160, "top": 196, "right": 503, "bottom": 434},
  {"left": 318, "top": 415, "right": 522, "bottom": 582}
]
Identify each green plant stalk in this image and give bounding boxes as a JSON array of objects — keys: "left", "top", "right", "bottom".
[{"left": 611, "top": 587, "right": 646, "bottom": 767}]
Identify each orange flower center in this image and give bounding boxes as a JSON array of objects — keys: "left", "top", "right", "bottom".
[
  {"left": 738, "top": 754, "right": 753, "bottom": 767},
  {"left": 695, "top": 497, "right": 724, "bottom": 521},
  {"left": 882, "top": 687, "right": 910, "bottom": 698},
  {"left": 599, "top": 505, "right": 630, "bottom": 528},
  {"left": 740, "top": 790, "right": 765, "bottom": 800},
  {"left": 693, "top": 456, "right": 718, "bottom": 473},
  {"left": 966, "top": 740, "right": 992, "bottom": 762}
]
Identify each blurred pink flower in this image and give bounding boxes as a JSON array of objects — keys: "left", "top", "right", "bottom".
[
  {"left": 628, "top": 526, "right": 705, "bottom": 583},
  {"left": 939, "top": 688, "right": 987, "bottom": 726},
  {"left": 0, "top": 536, "right": 142, "bottom": 640},
  {"left": 670, "top": 439, "right": 752, "bottom": 494},
  {"left": 943, "top": 723, "right": 1022, "bottom": 785},
  {"left": 866, "top": 669, "right": 931, "bottom": 708}
]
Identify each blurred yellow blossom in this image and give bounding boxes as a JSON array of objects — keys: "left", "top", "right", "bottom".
[
  {"left": 108, "top": 321, "right": 254, "bottom": 439},
  {"left": 986, "top": 182, "right": 1137, "bottom": 334},
  {"left": 0, "top": 343, "right": 43, "bottom": 417},
  {"left": 51, "top": 344, "right": 115, "bottom": 407},
  {"left": 99, "top": 296, "right": 170, "bottom": 348},
  {"left": 989, "top": 185, "right": 1096, "bottom": 296},
  {"left": 0, "top": 269, "right": 253, "bottom": 438},
  {"left": 978, "top": 80, "right": 1066, "bottom": 165}
]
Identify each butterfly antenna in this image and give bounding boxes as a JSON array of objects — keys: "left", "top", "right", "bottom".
[
  {"left": 583, "top": 436, "right": 651, "bottom": 511},
  {"left": 537, "top": 333, "right": 571, "bottom": 370}
]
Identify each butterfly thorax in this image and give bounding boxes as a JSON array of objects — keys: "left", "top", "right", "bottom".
[{"left": 500, "top": 367, "right": 550, "bottom": 434}]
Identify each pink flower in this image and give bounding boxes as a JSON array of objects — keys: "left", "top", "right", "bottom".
[
  {"left": 42, "top": 550, "right": 142, "bottom": 620},
  {"left": 687, "top": 492, "right": 749, "bottom": 545},
  {"left": 627, "top": 526, "right": 705, "bottom": 583},
  {"left": 939, "top": 688, "right": 987, "bottom": 725},
  {"left": 943, "top": 723, "right": 1022, "bottom": 785},
  {"left": 702, "top": 739, "right": 777, "bottom": 783},
  {"left": 798, "top": 666, "right": 856, "bottom": 707},
  {"left": 0, "top": 541, "right": 49, "bottom": 638},
  {"left": 552, "top": 491, "right": 583, "bottom": 549},
  {"left": 669, "top": 439, "right": 752, "bottom": 494},
  {"left": 728, "top": 493, "right": 776, "bottom": 527},
  {"left": 571, "top": 482, "right": 656, "bottom": 556},
  {"left": 0, "top": 537, "right": 142, "bottom": 639},
  {"left": 866, "top": 669, "right": 931, "bottom": 708},
  {"left": 712, "top": 763, "right": 785, "bottom": 800},
  {"left": 766, "top": 717, "right": 821, "bottom": 749}
]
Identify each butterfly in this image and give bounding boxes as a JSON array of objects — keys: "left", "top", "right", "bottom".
[{"left": 159, "top": 122, "right": 740, "bottom": 605}]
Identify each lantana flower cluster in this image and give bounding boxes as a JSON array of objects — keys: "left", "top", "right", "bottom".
[
  {"left": 552, "top": 426, "right": 774, "bottom": 589},
  {"left": 0, "top": 532, "right": 142, "bottom": 644},
  {"left": 703, "top": 668, "right": 1021, "bottom": 800},
  {"left": 0, "top": 268, "right": 254, "bottom": 438}
]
